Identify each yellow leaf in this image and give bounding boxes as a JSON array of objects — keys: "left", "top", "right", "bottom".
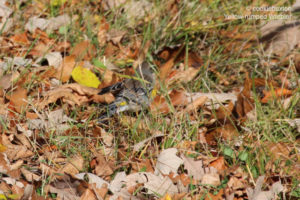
[
  {"left": 0, "top": 194, "right": 7, "bottom": 200},
  {"left": 0, "top": 144, "right": 6, "bottom": 152},
  {"left": 50, "top": 0, "right": 66, "bottom": 6},
  {"left": 71, "top": 66, "right": 101, "bottom": 88},
  {"left": 163, "top": 194, "right": 172, "bottom": 200},
  {"left": 7, "top": 194, "right": 20, "bottom": 200}
]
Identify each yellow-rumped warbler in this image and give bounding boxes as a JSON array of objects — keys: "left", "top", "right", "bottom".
[{"left": 98, "top": 62, "right": 155, "bottom": 122}]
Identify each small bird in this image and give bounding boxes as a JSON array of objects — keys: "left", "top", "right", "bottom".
[{"left": 98, "top": 62, "right": 155, "bottom": 122}]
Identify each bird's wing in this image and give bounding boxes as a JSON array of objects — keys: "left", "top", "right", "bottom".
[{"left": 98, "top": 81, "right": 124, "bottom": 95}]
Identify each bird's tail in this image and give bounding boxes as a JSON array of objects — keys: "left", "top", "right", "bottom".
[{"left": 98, "top": 102, "right": 119, "bottom": 122}]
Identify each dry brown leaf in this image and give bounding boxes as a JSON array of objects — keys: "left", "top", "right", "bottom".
[
  {"left": 159, "top": 58, "right": 175, "bottom": 81},
  {"left": 246, "top": 176, "right": 283, "bottom": 200},
  {"left": 159, "top": 50, "right": 170, "bottom": 60},
  {"left": 154, "top": 148, "right": 183, "bottom": 176},
  {"left": 261, "top": 88, "right": 293, "bottom": 103},
  {"left": 166, "top": 65, "right": 199, "bottom": 86},
  {"left": 0, "top": 153, "right": 11, "bottom": 174},
  {"left": 0, "top": 72, "right": 20, "bottom": 90},
  {"left": 10, "top": 32, "right": 30, "bottom": 45},
  {"left": 37, "top": 87, "right": 85, "bottom": 109},
  {"left": 2, "top": 134, "right": 34, "bottom": 161},
  {"left": 29, "top": 41, "right": 52, "bottom": 57},
  {"left": 132, "top": 159, "right": 154, "bottom": 173},
  {"left": 235, "top": 76, "right": 256, "bottom": 120},
  {"left": 62, "top": 83, "right": 99, "bottom": 96},
  {"left": 150, "top": 90, "right": 188, "bottom": 114},
  {"left": 201, "top": 168, "right": 220, "bottom": 186},
  {"left": 80, "top": 188, "right": 96, "bottom": 200},
  {"left": 266, "top": 142, "right": 291, "bottom": 162},
  {"left": 181, "top": 155, "right": 204, "bottom": 181},
  {"left": 104, "top": 42, "right": 118, "bottom": 57},
  {"left": 97, "top": 67, "right": 121, "bottom": 89},
  {"left": 59, "top": 155, "right": 84, "bottom": 176},
  {"left": 215, "top": 101, "right": 234, "bottom": 121},
  {"left": 126, "top": 172, "right": 178, "bottom": 196},
  {"left": 206, "top": 123, "right": 239, "bottom": 144},
  {"left": 71, "top": 41, "right": 96, "bottom": 60},
  {"left": 55, "top": 55, "right": 76, "bottom": 82},
  {"left": 107, "top": 29, "right": 127, "bottom": 45},
  {"left": 6, "top": 87, "right": 27, "bottom": 113},
  {"left": 49, "top": 185, "right": 81, "bottom": 200},
  {"left": 92, "top": 153, "right": 114, "bottom": 178},
  {"left": 20, "top": 167, "right": 41, "bottom": 182},
  {"left": 97, "top": 18, "right": 109, "bottom": 47},
  {"left": 92, "top": 183, "right": 108, "bottom": 199},
  {"left": 37, "top": 83, "right": 113, "bottom": 109},
  {"left": 56, "top": 41, "right": 71, "bottom": 52},
  {"left": 91, "top": 93, "right": 115, "bottom": 104},
  {"left": 209, "top": 157, "right": 227, "bottom": 172},
  {"left": 184, "top": 96, "right": 207, "bottom": 113}
]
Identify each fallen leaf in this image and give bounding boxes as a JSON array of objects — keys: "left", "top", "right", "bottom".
[
  {"left": 59, "top": 155, "right": 84, "bottom": 176},
  {"left": 6, "top": 87, "right": 28, "bottom": 113},
  {"left": 10, "top": 33, "right": 30, "bottom": 45},
  {"left": 266, "top": 142, "right": 291, "bottom": 162},
  {"left": 55, "top": 55, "right": 76, "bottom": 82},
  {"left": 150, "top": 90, "right": 188, "bottom": 114},
  {"left": 75, "top": 173, "right": 109, "bottom": 189},
  {"left": 91, "top": 93, "right": 115, "bottom": 104},
  {"left": 36, "top": 87, "right": 87, "bottom": 109},
  {"left": 27, "top": 109, "right": 75, "bottom": 133},
  {"left": 0, "top": 72, "right": 20, "bottom": 90},
  {"left": 37, "top": 83, "right": 113, "bottom": 109},
  {"left": 47, "top": 14, "right": 71, "bottom": 33},
  {"left": 20, "top": 168, "right": 41, "bottom": 182},
  {"left": 261, "top": 88, "right": 293, "bottom": 103},
  {"left": 92, "top": 153, "right": 114, "bottom": 178},
  {"left": 154, "top": 148, "right": 183, "bottom": 176},
  {"left": 209, "top": 157, "right": 227, "bottom": 172},
  {"left": 80, "top": 188, "right": 96, "bottom": 200},
  {"left": 246, "top": 176, "right": 283, "bottom": 200},
  {"left": 214, "top": 101, "right": 234, "bottom": 121},
  {"left": 97, "top": 17, "right": 109, "bottom": 47},
  {"left": 159, "top": 58, "right": 175, "bottom": 81},
  {"left": 71, "top": 65, "right": 101, "bottom": 88},
  {"left": 181, "top": 155, "right": 204, "bottom": 181},
  {"left": 43, "top": 52, "right": 63, "bottom": 68},
  {"left": 206, "top": 123, "right": 239, "bottom": 144},
  {"left": 123, "top": 0, "right": 153, "bottom": 27},
  {"left": 201, "top": 168, "right": 220, "bottom": 186},
  {"left": 107, "top": 29, "right": 127, "bottom": 45},
  {"left": 110, "top": 172, "right": 178, "bottom": 198},
  {"left": 25, "top": 14, "right": 71, "bottom": 33},
  {"left": 71, "top": 41, "right": 96, "bottom": 60},
  {"left": 49, "top": 185, "right": 81, "bottom": 200},
  {"left": 25, "top": 16, "right": 49, "bottom": 33},
  {"left": 184, "top": 96, "right": 207, "bottom": 113},
  {"left": 2, "top": 134, "right": 34, "bottom": 160},
  {"left": 186, "top": 92, "right": 237, "bottom": 106},
  {"left": 131, "top": 159, "right": 154, "bottom": 173}
]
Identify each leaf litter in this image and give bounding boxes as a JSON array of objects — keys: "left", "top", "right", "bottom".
[{"left": 0, "top": 0, "right": 299, "bottom": 199}]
